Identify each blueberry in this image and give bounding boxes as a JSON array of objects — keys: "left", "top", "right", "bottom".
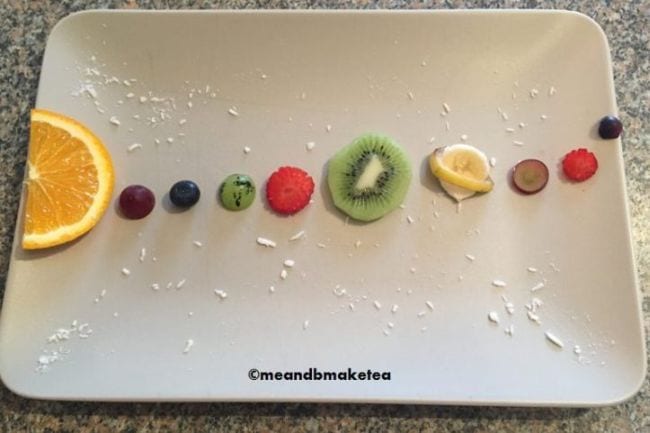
[
  {"left": 598, "top": 115, "right": 623, "bottom": 139},
  {"left": 169, "top": 180, "right": 200, "bottom": 207}
]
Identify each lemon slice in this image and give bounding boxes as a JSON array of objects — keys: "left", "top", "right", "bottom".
[{"left": 429, "top": 144, "right": 493, "bottom": 201}]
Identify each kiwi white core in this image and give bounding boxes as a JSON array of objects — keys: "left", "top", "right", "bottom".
[{"left": 355, "top": 154, "right": 385, "bottom": 190}]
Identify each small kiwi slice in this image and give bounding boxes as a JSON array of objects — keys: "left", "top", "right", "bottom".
[{"left": 327, "top": 134, "right": 412, "bottom": 222}]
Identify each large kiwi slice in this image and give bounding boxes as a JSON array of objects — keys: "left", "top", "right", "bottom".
[{"left": 327, "top": 134, "right": 412, "bottom": 222}]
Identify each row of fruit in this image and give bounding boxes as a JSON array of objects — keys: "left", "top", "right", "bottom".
[{"left": 21, "top": 109, "right": 621, "bottom": 249}]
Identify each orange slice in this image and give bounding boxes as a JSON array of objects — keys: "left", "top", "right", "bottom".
[{"left": 22, "top": 109, "right": 114, "bottom": 249}]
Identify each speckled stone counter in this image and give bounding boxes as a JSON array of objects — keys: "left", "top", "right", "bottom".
[{"left": 0, "top": 1, "right": 648, "bottom": 431}]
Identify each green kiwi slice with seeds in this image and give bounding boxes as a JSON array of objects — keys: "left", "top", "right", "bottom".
[{"left": 327, "top": 133, "right": 412, "bottom": 222}]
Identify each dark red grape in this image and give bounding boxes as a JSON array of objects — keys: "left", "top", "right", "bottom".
[
  {"left": 119, "top": 185, "right": 155, "bottom": 219},
  {"left": 598, "top": 115, "right": 623, "bottom": 139},
  {"left": 512, "top": 159, "right": 549, "bottom": 194}
]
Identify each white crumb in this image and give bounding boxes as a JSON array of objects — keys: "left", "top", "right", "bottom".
[
  {"left": 269, "top": 286, "right": 275, "bottom": 293},
  {"left": 121, "top": 268, "right": 131, "bottom": 276},
  {"left": 280, "top": 269, "right": 288, "bottom": 280},
  {"left": 127, "top": 143, "right": 142, "bottom": 152},
  {"left": 306, "top": 141, "right": 316, "bottom": 151},
  {"left": 109, "top": 116, "right": 121, "bottom": 126},
  {"left": 505, "top": 127, "right": 516, "bottom": 133},
  {"left": 519, "top": 122, "right": 526, "bottom": 129},
  {"left": 530, "top": 282, "right": 545, "bottom": 292},
  {"left": 527, "top": 311, "right": 541, "bottom": 324},
  {"left": 179, "top": 118, "right": 187, "bottom": 125},
  {"left": 407, "top": 91, "right": 415, "bottom": 100},
  {"left": 545, "top": 331, "right": 564, "bottom": 348},
  {"left": 442, "top": 102, "right": 451, "bottom": 113},
  {"left": 256, "top": 237, "right": 277, "bottom": 248},
  {"left": 501, "top": 111, "right": 509, "bottom": 121},
  {"left": 283, "top": 259, "right": 295, "bottom": 268},
  {"left": 460, "top": 134, "right": 468, "bottom": 141},
  {"left": 303, "top": 320, "right": 310, "bottom": 330},
  {"left": 151, "top": 283, "right": 160, "bottom": 291},
  {"left": 243, "top": 146, "right": 251, "bottom": 154},
  {"left": 549, "top": 86, "right": 556, "bottom": 96},
  {"left": 373, "top": 300, "right": 382, "bottom": 310},
  {"left": 182, "top": 339, "right": 194, "bottom": 354},
  {"left": 489, "top": 157, "right": 497, "bottom": 167},
  {"left": 193, "top": 241, "right": 203, "bottom": 247},
  {"left": 325, "top": 124, "right": 332, "bottom": 132},
  {"left": 465, "top": 254, "right": 475, "bottom": 261},
  {"left": 317, "top": 243, "right": 327, "bottom": 249},
  {"left": 426, "top": 301, "right": 435, "bottom": 311},
  {"left": 176, "top": 279, "right": 186, "bottom": 289},
  {"left": 513, "top": 140, "right": 524, "bottom": 146},
  {"left": 530, "top": 297, "right": 543, "bottom": 310},
  {"left": 530, "top": 88, "right": 539, "bottom": 98},
  {"left": 167, "top": 137, "right": 174, "bottom": 144},
  {"left": 139, "top": 247, "right": 146, "bottom": 262},
  {"left": 504, "top": 325, "right": 515, "bottom": 336},
  {"left": 406, "top": 215, "right": 415, "bottom": 224},
  {"left": 391, "top": 304, "right": 399, "bottom": 314},
  {"left": 488, "top": 311, "right": 500, "bottom": 324},
  {"left": 492, "top": 280, "right": 507, "bottom": 288},
  {"left": 289, "top": 230, "right": 306, "bottom": 241},
  {"left": 504, "top": 302, "right": 515, "bottom": 315},
  {"left": 214, "top": 289, "right": 228, "bottom": 299},
  {"left": 540, "top": 114, "right": 548, "bottom": 121},
  {"left": 228, "top": 107, "right": 239, "bottom": 116},
  {"left": 527, "top": 267, "right": 538, "bottom": 273}
]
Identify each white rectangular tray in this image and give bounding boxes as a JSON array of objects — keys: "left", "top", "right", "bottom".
[{"left": 0, "top": 10, "right": 645, "bottom": 405}]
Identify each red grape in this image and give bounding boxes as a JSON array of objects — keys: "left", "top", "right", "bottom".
[
  {"left": 119, "top": 185, "right": 155, "bottom": 219},
  {"left": 511, "top": 159, "right": 549, "bottom": 194}
]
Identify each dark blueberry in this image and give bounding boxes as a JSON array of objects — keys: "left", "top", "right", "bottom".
[
  {"left": 169, "top": 180, "right": 201, "bottom": 207},
  {"left": 119, "top": 185, "right": 155, "bottom": 219},
  {"left": 598, "top": 115, "right": 623, "bottom": 139}
]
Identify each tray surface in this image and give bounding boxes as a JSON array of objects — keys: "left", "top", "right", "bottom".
[{"left": 0, "top": 10, "right": 645, "bottom": 405}]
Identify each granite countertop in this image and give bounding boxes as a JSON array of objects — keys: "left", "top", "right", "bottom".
[{"left": 0, "top": 0, "right": 648, "bottom": 431}]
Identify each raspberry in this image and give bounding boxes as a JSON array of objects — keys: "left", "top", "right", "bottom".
[
  {"left": 265, "top": 166, "right": 315, "bottom": 215},
  {"left": 562, "top": 148, "right": 598, "bottom": 182}
]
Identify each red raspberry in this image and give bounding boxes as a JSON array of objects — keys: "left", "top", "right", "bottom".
[
  {"left": 562, "top": 148, "right": 598, "bottom": 182},
  {"left": 266, "top": 166, "right": 315, "bottom": 215}
]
